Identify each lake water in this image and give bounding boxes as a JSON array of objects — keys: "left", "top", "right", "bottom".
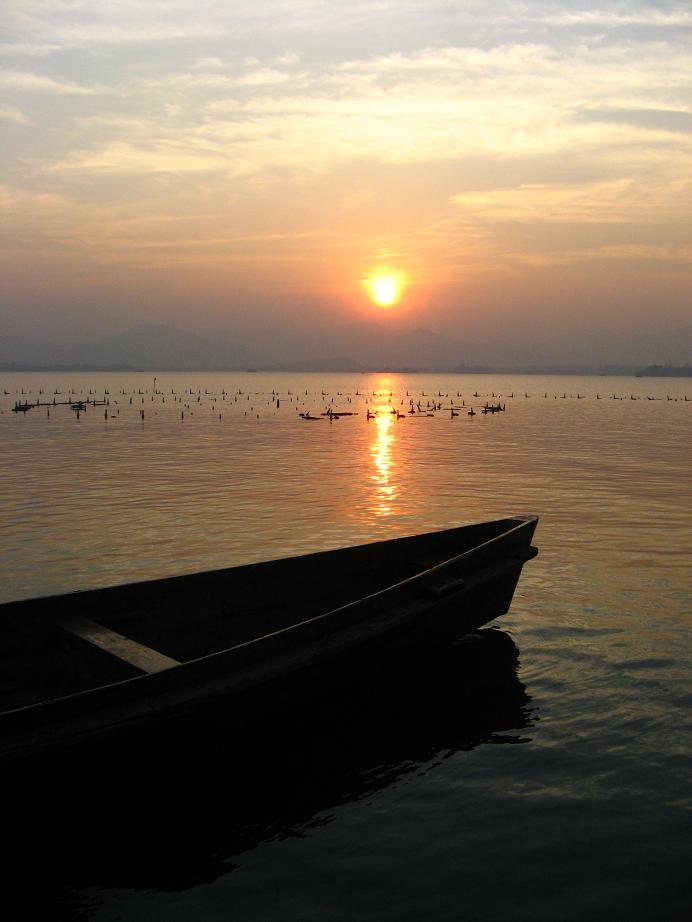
[{"left": 1, "top": 371, "right": 690, "bottom": 921}]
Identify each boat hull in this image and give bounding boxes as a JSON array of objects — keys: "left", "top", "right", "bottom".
[{"left": 0, "top": 516, "right": 537, "bottom": 763}]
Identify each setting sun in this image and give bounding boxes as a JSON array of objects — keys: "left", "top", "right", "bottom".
[{"left": 363, "top": 272, "right": 405, "bottom": 308}]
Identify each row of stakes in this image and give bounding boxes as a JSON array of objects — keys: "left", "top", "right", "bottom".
[{"left": 4, "top": 384, "right": 690, "bottom": 422}]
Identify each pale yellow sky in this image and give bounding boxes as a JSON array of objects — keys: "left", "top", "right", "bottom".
[{"left": 1, "top": 1, "right": 691, "bottom": 356}]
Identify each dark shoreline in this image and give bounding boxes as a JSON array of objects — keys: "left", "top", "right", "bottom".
[
  {"left": 1, "top": 363, "right": 688, "bottom": 376},
  {"left": 0, "top": 362, "right": 142, "bottom": 372}
]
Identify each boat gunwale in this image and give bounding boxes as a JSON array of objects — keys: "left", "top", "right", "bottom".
[
  {"left": 0, "top": 515, "right": 537, "bottom": 612},
  {"left": 0, "top": 515, "right": 537, "bottom": 723}
]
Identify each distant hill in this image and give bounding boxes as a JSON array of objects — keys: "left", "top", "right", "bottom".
[
  {"left": 1, "top": 320, "right": 689, "bottom": 373},
  {"left": 254, "top": 321, "right": 497, "bottom": 371},
  {"left": 0, "top": 324, "right": 263, "bottom": 372},
  {"left": 0, "top": 362, "right": 141, "bottom": 372},
  {"left": 451, "top": 363, "right": 494, "bottom": 374},
  {"left": 636, "top": 365, "right": 692, "bottom": 377},
  {"left": 64, "top": 324, "right": 264, "bottom": 371},
  {"left": 571, "top": 325, "right": 692, "bottom": 367}
]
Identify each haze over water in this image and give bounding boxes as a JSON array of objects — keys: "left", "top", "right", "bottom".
[{"left": 2, "top": 371, "right": 690, "bottom": 920}]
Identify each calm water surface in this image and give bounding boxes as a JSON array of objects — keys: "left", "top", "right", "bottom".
[{"left": 1, "top": 372, "right": 690, "bottom": 920}]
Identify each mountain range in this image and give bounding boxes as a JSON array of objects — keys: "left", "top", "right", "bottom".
[{"left": 1, "top": 322, "right": 690, "bottom": 373}]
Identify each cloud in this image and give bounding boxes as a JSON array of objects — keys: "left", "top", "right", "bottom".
[
  {"left": 545, "top": 7, "right": 692, "bottom": 28},
  {"left": 452, "top": 176, "right": 692, "bottom": 226},
  {"left": 25, "top": 33, "right": 691, "bottom": 208},
  {"left": 448, "top": 171, "right": 692, "bottom": 269},
  {"left": 0, "top": 105, "right": 33, "bottom": 125},
  {"left": 575, "top": 107, "right": 692, "bottom": 134},
  {"left": 235, "top": 68, "right": 298, "bottom": 87},
  {"left": 274, "top": 52, "right": 300, "bottom": 66},
  {"left": 0, "top": 43, "right": 61, "bottom": 57},
  {"left": 0, "top": 70, "right": 100, "bottom": 94},
  {"left": 3, "top": 1, "right": 228, "bottom": 50},
  {"left": 581, "top": 243, "right": 692, "bottom": 261},
  {"left": 0, "top": 183, "right": 69, "bottom": 211},
  {"left": 189, "top": 56, "right": 226, "bottom": 71},
  {"left": 2, "top": 1, "right": 691, "bottom": 324},
  {"left": 452, "top": 179, "right": 642, "bottom": 224},
  {"left": 44, "top": 22, "right": 224, "bottom": 45},
  {"left": 44, "top": 141, "right": 226, "bottom": 175}
]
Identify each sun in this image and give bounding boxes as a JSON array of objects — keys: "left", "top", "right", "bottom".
[{"left": 363, "top": 272, "right": 405, "bottom": 307}]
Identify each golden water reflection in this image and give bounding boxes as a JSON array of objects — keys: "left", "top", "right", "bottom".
[{"left": 369, "top": 385, "right": 399, "bottom": 519}]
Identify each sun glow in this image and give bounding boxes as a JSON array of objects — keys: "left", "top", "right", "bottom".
[{"left": 363, "top": 271, "right": 405, "bottom": 307}]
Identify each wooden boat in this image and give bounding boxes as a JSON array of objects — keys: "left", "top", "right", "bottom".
[{"left": 0, "top": 515, "right": 538, "bottom": 763}]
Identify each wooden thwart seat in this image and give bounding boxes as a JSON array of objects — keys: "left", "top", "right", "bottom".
[{"left": 55, "top": 614, "right": 180, "bottom": 674}]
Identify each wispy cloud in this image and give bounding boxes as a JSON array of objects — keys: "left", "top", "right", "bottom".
[
  {"left": 451, "top": 177, "right": 691, "bottom": 225},
  {"left": 575, "top": 107, "right": 692, "bottom": 134},
  {"left": 0, "top": 105, "right": 33, "bottom": 125},
  {"left": 31, "top": 34, "right": 687, "bottom": 182},
  {"left": 4, "top": 0, "right": 228, "bottom": 49},
  {"left": 545, "top": 7, "right": 692, "bottom": 27},
  {"left": 44, "top": 141, "right": 227, "bottom": 175},
  {"left": 43, "top": 22, "right": 226, "bottom": 45},
  {"left": 0, "top": 43, "right": 62, "bottom": 57},
  {"left": 139, "top": 67, "right": 302, "bottom": 91},
  {"left": 0, "top": 70, "right": 102, "bottom": 94}
]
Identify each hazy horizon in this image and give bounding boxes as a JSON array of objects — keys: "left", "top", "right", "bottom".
[
  {"left": 1, "top": 317, "right": 691, "bottom": 371},
  {"left": 2, "top": 2, "right": 691, "bottom": 360}
]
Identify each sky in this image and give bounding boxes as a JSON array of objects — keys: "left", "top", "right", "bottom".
[{"left": 2, "top": 1, "right": 691, "bottom": 361}]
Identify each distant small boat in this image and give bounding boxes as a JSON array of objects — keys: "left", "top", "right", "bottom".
[{"left": 0, "top": 516, "right": 538, "bottom": 764}]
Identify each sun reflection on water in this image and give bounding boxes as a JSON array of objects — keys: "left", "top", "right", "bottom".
[{"left": 369, "top": 397, "right": 398, "bottom": 518}]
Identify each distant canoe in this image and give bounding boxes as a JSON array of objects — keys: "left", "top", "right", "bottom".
[{"left": 0, "top": 516, "right": 538, "bottom": 763}]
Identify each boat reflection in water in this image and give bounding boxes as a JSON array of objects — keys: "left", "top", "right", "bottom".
[{"left": 7, "top": 628, "right": 534, "bottom": 915}]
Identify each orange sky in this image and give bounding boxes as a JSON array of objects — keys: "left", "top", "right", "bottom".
[{"left": 1, "top": 1, "right": 691, "bottom": 358}]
